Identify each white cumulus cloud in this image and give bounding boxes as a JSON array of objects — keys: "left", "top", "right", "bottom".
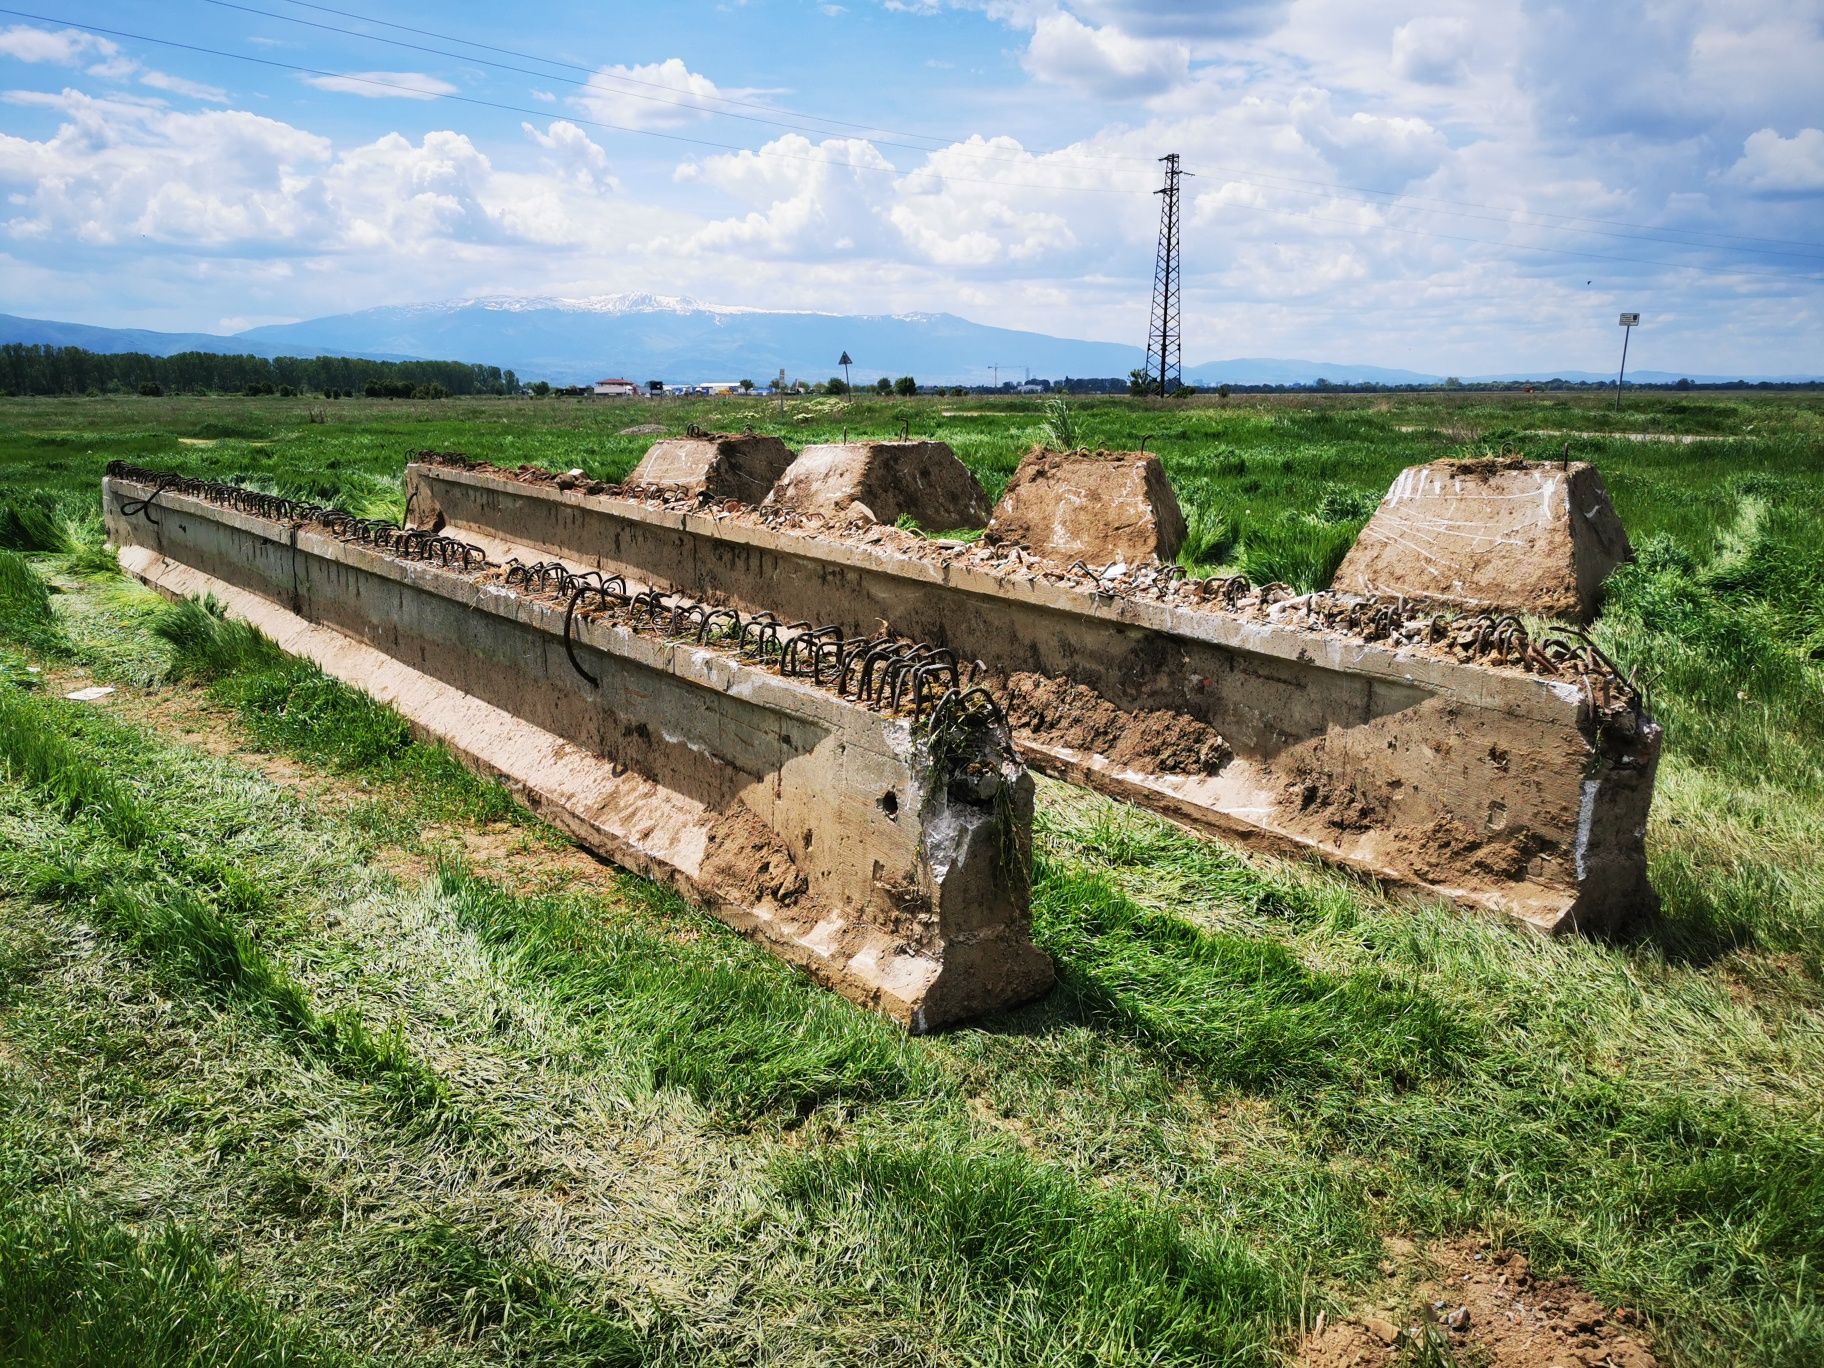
[
  {"left": 1727, "top": 127, "right": 1824, "bottom": 192},
  {"left": 571, "top": 58, "right": 749, "bottom": 130},
  {"left": 1391, "top": 16, "right": 1473, "bottom": 85},
  {"left": 1023, "top": 11, "right": 1189, "bottom": 97}
]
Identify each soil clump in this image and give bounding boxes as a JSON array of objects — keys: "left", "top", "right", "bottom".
[
  {"left": 766, "top": 440, "right": 989, "bottom": 530},
  {"left": 1006, "top": 672, "right": 1229, "bottom": 775},
  {"left": 987, "top": 446, "right": 1187, "bottom": 567},
  {"left": 1334, "top": 458, "right": 1631, "bottom": 623}
]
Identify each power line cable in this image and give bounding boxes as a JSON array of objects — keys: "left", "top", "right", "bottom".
[
  {"left": 198, "top": 0, "right": 958, "bottom": 150},
  {"left": 248, "top": 0, "right": 1824, "bottom": 256},
  {"left": 5, "top": 9, "right": 1816, "bottom": 281},
  {"left": 259, "top": 0, "right": 940, "bottom": 140},
  {"left": 0, "top": 8, "right": 1150, "bottom": 194}
]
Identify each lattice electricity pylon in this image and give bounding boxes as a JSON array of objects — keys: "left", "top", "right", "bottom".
[{"left": 1143, "top": 153, "right": 1190, "bottom": 397}]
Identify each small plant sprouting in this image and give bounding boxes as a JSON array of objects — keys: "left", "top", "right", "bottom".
[{"left": 1041, "top": 397, "right": 1079, "bottom": 451}]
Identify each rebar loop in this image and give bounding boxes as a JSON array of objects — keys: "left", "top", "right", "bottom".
[
  {"left": 107, "top": 462, "right": 1010, "bottom": 736},
  {"left": 1055, "top": 556, "right": 1642, "bottom": 711}
]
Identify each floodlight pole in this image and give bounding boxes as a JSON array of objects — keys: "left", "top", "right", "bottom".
[{"left": 1616, "top": 312, "right": 1639, "bottom": 410}]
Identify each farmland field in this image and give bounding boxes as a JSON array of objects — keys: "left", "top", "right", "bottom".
[{"left": 2, "top": 389, "right": 1822, "bottom": 1367}]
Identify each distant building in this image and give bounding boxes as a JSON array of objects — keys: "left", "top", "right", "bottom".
[{"left": 590, "top": 378, "right": 640, "bottom": 398}]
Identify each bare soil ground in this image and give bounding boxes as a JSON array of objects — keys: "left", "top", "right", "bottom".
[{"left": 1301, "top": 1239, "right": 1657, "bottom": 1368}]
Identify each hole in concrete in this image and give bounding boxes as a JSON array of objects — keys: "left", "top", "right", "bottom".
[{"left": 879, "top": 790, "right": 900, "bottom": 820}]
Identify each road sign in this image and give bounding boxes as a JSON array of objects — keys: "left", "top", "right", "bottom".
[{"left": 1619, "top": 312, "right": 1640, "bottom": 327}]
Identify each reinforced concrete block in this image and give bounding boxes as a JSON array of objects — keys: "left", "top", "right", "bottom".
[
  {"left": 1334, "top": 459, "right": 1632, "bottom": 624},
  {"left": 988, "top": 447, "right": 1188, "bottom": 567},
  {"left": 402, "top": 456, "right": 1661, "bottom": 936},
  {"left": 766, "top": 441, "right": 990, "bottom": 531},
  {"left": 625, "top": 433, "right": 794, "bottom": 504},
  {"left": 104, "top": 469, "right": 1052, "bottom": 1030}
]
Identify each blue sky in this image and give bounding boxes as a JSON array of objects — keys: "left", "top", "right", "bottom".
[{"left": 0, "top": 0, "right": 1819, "bottom": 374}]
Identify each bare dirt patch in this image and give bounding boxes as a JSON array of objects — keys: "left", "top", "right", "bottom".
[
  {"left": 1300, "top": 1239, "right": 1657, "bottom": 1368},
  {"left": 1006, "top": 671, "right": 1229, "bottom": 775}
]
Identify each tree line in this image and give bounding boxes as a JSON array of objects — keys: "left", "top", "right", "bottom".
[{"left": 0, "top": 344, "right": 519, "bottom": 398}]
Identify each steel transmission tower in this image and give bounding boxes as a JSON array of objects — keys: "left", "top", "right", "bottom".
[{"left": 1144, "top": 153, "right": 1189, "bottom": 396}]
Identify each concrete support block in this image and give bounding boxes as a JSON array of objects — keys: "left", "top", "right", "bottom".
[
  {"left": 987, "top": 447, "right": 1188, "bottom": 567},
  {"left": 402, "top": 458, "right": 1661, "bottom": 935},
  {"left": 104, "top": 473, "right": 1052, "bottom": 1031},
  {"left": 1334, "top": 459, "right": 1633, "bottom": 624},
  {"left": 765, "top": 441, "right": 990, "bottom": 530},
  {"left": 625, "top": 433, "right": 794, "bottom": 504}
]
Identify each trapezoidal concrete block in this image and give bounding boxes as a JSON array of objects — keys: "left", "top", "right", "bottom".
[
  {"left": 625, "top": 432, "right": 794, "bottom": 504},
  {"left": 1334, "top": 458, "right": 1632, "bottom": 624},
  {"left": 765, "top": 441, "right": 990, "bottom": 530},
  {"left": 397, "top": 458, "right": 1662, "bottom": 937},
  {"left": 987, "top": 446, "right": 1187, "bottom": 567},
  {"left": 103, "top": 467, "right": 1052, "bottom": 1031}
]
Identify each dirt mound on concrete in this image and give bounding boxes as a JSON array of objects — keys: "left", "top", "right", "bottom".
[
  {"left": 1300, "top": 1240, "right": 1656, "bottom": 1368},
  {"left": 1333, "top": 459, "right": 1631, "bottom": 624},
  {"left": 987, "top": 446, "right": 1187, "bottom": 567},
  {"left": 766, "top": 441, "right": 989, "bottom": 530},
  {"left": 625, "top": 433, "right": 794, "bottom": 504},
  {"left": 1006, "top": 672, "right": 1229, "bottom": 775},
  {"left": 700, "top": 804, "right": 808, "bottom": 908}
]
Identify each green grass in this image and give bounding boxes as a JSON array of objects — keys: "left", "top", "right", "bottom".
[
  {"left": 0, "top": 689, "right": 456, "bottom": 1125},
  {"left": 0, "top": 1193, "right": 356, "bottom": 1368},
  {"left": 0, "top": 389, "right": 1821, "bottom": 1365},
  {"left": 152, "top": 594, "right": 520, "bottom": 827},
  {"left": 0, "top": 550, "right": 70, "bottom": 656},
  {"left": 774, "top": 1138, "right": 1291, "bottom": 1365},
  {"left": 434, "top": 859, "right": 933, "bottom": 1125}
]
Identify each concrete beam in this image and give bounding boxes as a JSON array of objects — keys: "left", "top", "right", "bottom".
[
  {"left": 405, "top": 457, "right": 1662, "bottom": 935},
  {"left": 104, "top": 472, "right": 1052, "bottom": 1031}
]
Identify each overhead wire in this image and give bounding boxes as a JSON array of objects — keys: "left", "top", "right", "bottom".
[
  {"left": 243, "top": 0, "right": 1824, "bottom": 257},
  {"left": 5, "top": 7, "right": 1818, "bottom": 280},
  {"left": 0, "top": 7, "right": 1151, "bottom": 194}
]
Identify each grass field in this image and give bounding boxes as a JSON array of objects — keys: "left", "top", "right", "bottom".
[{"left": 1, "top": 390, "right": 1821, "bottom": 1366}]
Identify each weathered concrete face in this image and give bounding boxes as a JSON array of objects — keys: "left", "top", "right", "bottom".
[
  {"left": 988, "top": 447, "right": 1188, "bottom": 567},
  {"left": 104, "top": 471, "right": 1052, "bottom": 1030},
  {"left": 624, "top": 434, "right": 794, "bottom": 504},
  {"left": 404, "top": 457, "right": 1661, "bottom": 935},
  {"left": 1334, "top": 459, "right": 1633, "bottom": 624},
  {"left": 766, "top": 441, "right": 990, "bottom": 531}
]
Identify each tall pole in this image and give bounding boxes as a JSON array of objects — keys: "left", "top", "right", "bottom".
[
  {"left": 1145, "top": 154, "right": 1189, "bottom": 397},
  {"left": 1616, "top": 313, "right": 1638, "bottom": 411}
]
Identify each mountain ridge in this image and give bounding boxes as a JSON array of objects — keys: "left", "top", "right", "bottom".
[{"left": 2, "top": 300, "right": 1814, "bottom": 387}]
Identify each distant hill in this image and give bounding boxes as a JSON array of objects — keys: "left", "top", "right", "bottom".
[
  {"left": 0, "top": 312, "right": 419, "bottom": 364},
  {"left": 233, "top": 293, "right": 1146, "bottom": 386},
  {"left": 2, "top": 298, "right": 1814, "bottom": 387}
]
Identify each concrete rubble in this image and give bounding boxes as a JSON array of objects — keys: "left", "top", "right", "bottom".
[
  {"left": 987, "top": 446, "right": 1188, "bottom": 567},
  {"left": 104, "top": 465, "right": 1053, "bottom": 1030},
  {"left": 1334, "top": 458, "right": 1633, "bottom": 624},
  {"left": 766, "top": 440, "right": 990, "bottom": 531},
  {"left": 405, "top": 451, "right": 1662, "bottom": 935}
]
